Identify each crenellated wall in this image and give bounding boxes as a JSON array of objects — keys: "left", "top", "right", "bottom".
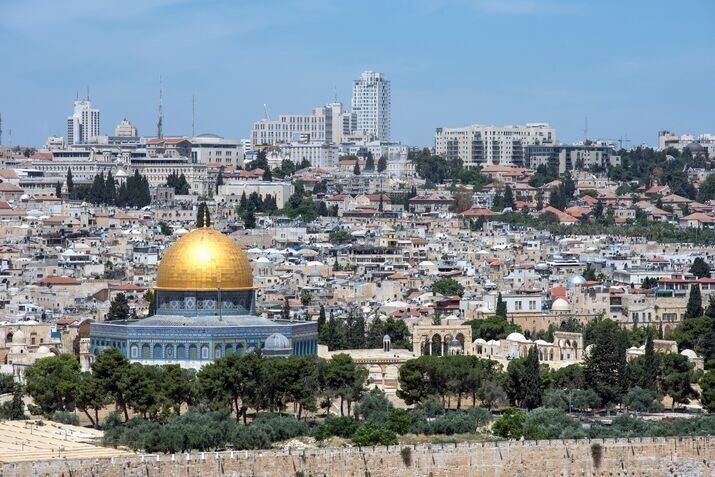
[{"left": 3, "top": 436, "right": 713, "bottom": 477}]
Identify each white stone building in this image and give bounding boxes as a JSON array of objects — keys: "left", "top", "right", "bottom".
[
  {"left": 352, "top": 71, "right": 391, "bottom": 141},
  {"left": 435, "top": 123, "right": 556, "bottom": 168}
]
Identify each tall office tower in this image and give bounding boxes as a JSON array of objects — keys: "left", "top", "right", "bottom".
[
  {"left": 351, "top": 71, "right": 391, "bottom": 141},
  {"left": 66, "top": 99, "right": 100, "bottom": 145}
]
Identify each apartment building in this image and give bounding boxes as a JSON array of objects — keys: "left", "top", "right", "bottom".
[
  {"left": 251, "top": 107, "right": 332, "bottom": 146},
  {"left": 434, "top": 123, "right": 556, "bottom": 168}
]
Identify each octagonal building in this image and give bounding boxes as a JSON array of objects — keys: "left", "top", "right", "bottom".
[{"left": 88, "top": 225, "right": 317, "bottom": 368}]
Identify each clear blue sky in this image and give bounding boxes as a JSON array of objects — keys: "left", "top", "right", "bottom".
[{"left": 1, "top": 0, "right": 714, "bottom": 147}]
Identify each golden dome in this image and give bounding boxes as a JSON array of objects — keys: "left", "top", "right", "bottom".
[{"left": 155, "top": 227, "right": 253, "bottom": 291}]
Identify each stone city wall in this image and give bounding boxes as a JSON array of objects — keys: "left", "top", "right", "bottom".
[{"left": 3, "top": 436, "right": 713, "bottom": 477}]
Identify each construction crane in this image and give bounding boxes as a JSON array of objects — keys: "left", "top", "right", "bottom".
[
  {"left": 618, "top": 135, "right": 631, "bottom": 150},
  {"left": 263, "top": 104, "right": 271, "bottom": 121}
]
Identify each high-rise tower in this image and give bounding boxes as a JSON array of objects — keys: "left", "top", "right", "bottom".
[
  {"left": 66, "top": 97, "right": 100, "bottom": 145},
  {"left": 351, "top": 71, "right": 391, "bottom": 141}
]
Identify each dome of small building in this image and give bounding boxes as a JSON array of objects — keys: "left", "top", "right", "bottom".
[
  {"left": 551, "top": 297, "right": 570, "bottom": 312},
  {"left": 506, "top": 332, "right": 527, "bottom": 342},
  {"left": 567, "top": 274, "right": 587, "bottom": 288},
  {"left": 449, "top": 338, "right": 461, "bottom": 347},
  {"left": 12, "top": 329, "right": 25, "bottom": 344},
  {"left": 680, "top": 349, "right": 698, "bottom": 359},
  {"left": 156, "top": 227, "right": 253, "bottom": 291},
  {"left": 685, "top": 142, "right": 705, "bottom": 154},
  {"left": 264, "top": 333, "right": 291, "bottom": 350},
  {"left": 383, "top": 334, "right": 391, "bottom": 341},
  {"left": 37, "top": 345, "right": 51, "bottom": 354}
]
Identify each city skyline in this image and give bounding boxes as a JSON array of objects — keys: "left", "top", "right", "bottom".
[{"left": 1, "top": 0, "right": 714, "bottom": 147}]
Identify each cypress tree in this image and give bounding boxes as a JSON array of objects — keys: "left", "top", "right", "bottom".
[
  {"left": 105, "top": 172, "right": 117, "bottom": 205},
  {"left": 66, "top": 168, "right": 74, "bottom": 194},
  {"left": 642, "top": 329, "right": 658, "bottom": 391},
  {"left": 496, "top": 293, "right": 507, "bottom": 318},
  {"left": 522, "top": 346, "right": 542, "bottom": 410},
  {"left": 353, "top": 161, "right": 361, "bottom": 175},
  {"left": 685, "top": 284, "right": 704, "bottom": 319},
  {"left": 55, "top": 182, "right": 62, "bottom": 198},
  {"left": 239, "top": 192, "right": 247, "bottom": 211}
]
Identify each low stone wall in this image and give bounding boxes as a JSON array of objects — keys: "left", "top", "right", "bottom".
[{"left": 3, "top": 436, "right": 713, "bottom": 477}]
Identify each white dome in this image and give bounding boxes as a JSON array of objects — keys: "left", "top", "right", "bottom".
[
  {"left": 11, "top": 329, "right": 25, "bottom": 344},
  {"left": 534, "top": 339, "right": 549, "bottom": 345},
  {"left": 584, "top": 344, "right": 594, "bottom": 358},
  {"left": 474, "top": 338, "right": 487, "bottom": 344},
  {"left": 419, "top": 261, "right": 435, "bottom": 267},
  {"left": 567, "top": 274, "right": 587, "bottom": 288},
  {"left": 680, "top": 349, "right": 698, "bottom": 359},
  {"left": 506, "top": 332, "right": 527, "bottom": 342},
  {"left": 551, "top": 298, "right": 570, "bottom": 311},
  {"left": 36, "top": 345, "right": 51, "bottom": 354},
  {"left": 264, "top": 333, "right": 291, "bottom": 350}
]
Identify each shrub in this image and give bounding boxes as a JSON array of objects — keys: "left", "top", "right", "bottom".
[
  {"left": 542, "top": 389, "right": 569, "bottom": 411},
  {"left": 312, "top": 416, "right": 358, "bottom": 441},
  {"left": 387, "top": 408, "right": 411, "bottom": 435},
  {"left": 492, "top": 408, "right": 525, "bottom": 439},
  {"left": 351, "top": 424, "right": 398, "bottom": 446},
  {"left": 252, "top": 414, "right": 310, "bottom": 442},
  {"left": 522, "top": 407, "right": 584, "bottom": 440},
  {"left": 51, "top": 411, "right": 80, "bottom": 426},
  {"left": 401, "top": 446, "right": 412, "bottom": 466}
]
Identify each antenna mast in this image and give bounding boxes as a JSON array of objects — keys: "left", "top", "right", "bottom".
[
  {"left": 192, "top": 94, "right": 196, "bottom": 137},
  {"left": 157, "top": 76, "right": 164, "bottom": 139},
  {"left": 583, "top": 115, "right": 588, "bottom": 142}
]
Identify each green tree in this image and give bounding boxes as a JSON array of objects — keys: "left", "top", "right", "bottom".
[
  {"left": 215, "top": 168, "right": 224, "bottom": 194},
  {"left": 700, "top": 371, "right": 715, "bottom": 412},
  {"left": 299, "top": 289, "right": 312, "bottom": 306},
  {"left": 92, "top": 349, "right": 131, "bottom": 421},
  {"left": 685, "top": 284, "right": 704, "bottom": 319},
  {"left": 262, "top": 167, "right": 272, "bottom": 181},
  {"left": 353, "top": 161, "right": 361, "bottom": 175},
  {"left": 584, "top": 319, "right": 628, "bottom": 407},
  {"left": 522, "top": 346, "right": 542, "bottom": 410},
  {"left": 325, "top": 313, "right": 347, "bottom": 351},
  {"left": 503, "top": 185, "right": 515, "bottom": 210},
  {"left": 24, "top": 354, "right": 80, "bottom": 414},
  {"left": 496, "top": 293, "right": 507, "bottom": 319},
  {"left": 642, "top": 329, "right": 658, "bottom": 391},
  {"left": 107, "top": 293, "right": 131, "bottom": 321},
  {"left": 244, "top": 211, "right": 256, "bottom": 229},
  {"left": 623, "top": 386, "right": 658, "bottom": 414},
  {"left": 377, "top": 155, "right": 387, "bottom": 173},
  {"left": 66, "top": 168, "right": 74, "bottom": 195},
  {"left": 431, "top": 278, "right": 465, "bottom": 297},
  {"left": 77, "top": 371, "right": 109, "bottom": 428},
  {"left": 690, "top": 258, "right": 711, "bottom": 279},
  {"left": 55, "top": 181, "right": 62, "bottom": 198},
  {"left": 105, "top": 172, "right": 117, "bottom": 205},
  {"left": 492, "top": 408, "right": 525, "bottom": 439},
  {"left": 365, "top": 154, "right": 375, "bottom": 171}
]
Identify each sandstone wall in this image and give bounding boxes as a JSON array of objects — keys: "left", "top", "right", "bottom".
[{"left": 3, "top": 436, "right": 713, "bottom": 477}]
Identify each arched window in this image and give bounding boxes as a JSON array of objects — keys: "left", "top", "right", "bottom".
[
  {"left": 176, "top": 345, "right": 186, "bottom": 359},
  {"left": 165, "top": 345, "right": 174, "bottom": 359},
  {"left": 130, "top": 345, "right": 138, "bottom": 358},
  {"left": 201, "top": 345, "right": 209, "bottom": 360},
  {"left": 141, "top": 344, "right": 150, "bottom": 359},
  {"left": 188, "top": 344, "right": 198, "bottom": 360},
  {"left": 214, "top": 345, "right": 222, "bottom": 359},
  {"left": 153, "top": 344, "right": 162, "bottom": 359}
]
